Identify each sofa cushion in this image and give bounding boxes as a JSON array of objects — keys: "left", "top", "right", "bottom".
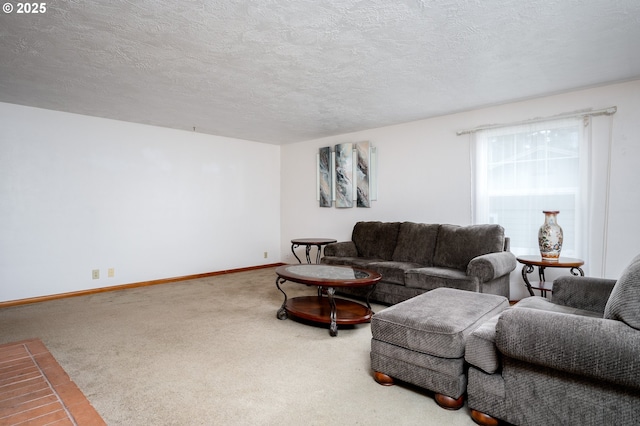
[
  {"left": 604, "top": 253, "right": 640, "bottom": 330},
  {"left": 366, "top": 261, "right": 423, "bottom": 285},
  {"left": 322, "top": 241, "right": 357, "bottom": 258},
  {"left": 352, "top": 221, "right": 401, "bottom": 260},
  {"left": 391, "top": 222, "right": 439, "bottom": 265},
  {"left": 405, "top": 267, "right": 479, "bottom": 292},
  {"left": 433, "top": 224, "right": 505, "bottom": 270},
  {"left": 321, "top": 256, "right": 384, "bottom": 269}
]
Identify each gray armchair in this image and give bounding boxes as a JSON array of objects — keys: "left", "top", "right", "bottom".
[{"left": 465, "top": 254, "right": 640, "bottom": 425}]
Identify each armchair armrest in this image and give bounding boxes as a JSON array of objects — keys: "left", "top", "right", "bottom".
[
  {"left": 465, "top": 313, "right": 502, "bottom": 374},
  {"left": 467, "top": 251, "right": 516, "bottom": 282},
  {"left": 323, "top": 241, "right": 357, "bottom": 257},
  {"left": 552, "top": 276, "right": 616, "bottom": 314},
  {"left": 496, "top": 308, "right": 640, "bottom": 389}
]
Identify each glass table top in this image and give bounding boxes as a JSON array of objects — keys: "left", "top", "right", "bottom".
[{"left": 282, "top": 264, "right": 372, "bottom": 280}]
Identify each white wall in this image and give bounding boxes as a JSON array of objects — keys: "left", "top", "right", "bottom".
[
  {"left": 3, "top": 80, "right": 638, "bottom": 303},
  {"left": 0, "top": 103, "right": 281, "bottom": 302},
  {"left": 280, "top": 80, "right": 640, "bottom": 300}
]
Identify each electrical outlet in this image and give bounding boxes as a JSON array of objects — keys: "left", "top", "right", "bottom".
[
  {"left": 264, "top": 251, "right": 268, "bottom": 258},
  {"left": 108, "top": 268, "right": 115, "bottom": 278},
  {"left": 92, "top": 269, "right": 99, "bottom": 279}
]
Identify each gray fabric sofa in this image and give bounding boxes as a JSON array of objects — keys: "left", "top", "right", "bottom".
[
  {"left": 321, "top": 221, "right": 516, "bottom": 304},
  {"left": 465, "top": 254, "right": 640, "bottom": 425}
]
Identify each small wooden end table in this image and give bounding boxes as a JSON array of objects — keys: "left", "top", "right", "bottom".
[
  {"left": 291, "top": 238, "right": 337, "bottom": 264},
  {"left": 275, "top": 264, "right": 381, "bottom": 336},
  {"left": 517, "top": 255, "right": 585, "bottom": 297}
]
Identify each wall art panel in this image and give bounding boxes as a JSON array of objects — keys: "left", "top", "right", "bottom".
[
  {"left": 317, "top": 146, "right": 332, "bottom": 207},
  {"left": 334, "top": 143, "right": 353, "bottom": 208},
  {"left": 356, "top": 141, "right": 370, "bottom": 207}
]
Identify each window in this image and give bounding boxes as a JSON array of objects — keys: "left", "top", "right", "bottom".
[{"left": 473, "top": 118, "right": 587, "bottom": 258}]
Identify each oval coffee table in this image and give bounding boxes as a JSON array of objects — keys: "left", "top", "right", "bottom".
[{"left": 275, "top": 264, "right": 381, "bottom": 336}]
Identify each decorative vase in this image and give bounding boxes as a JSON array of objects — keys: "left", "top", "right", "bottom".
[{"left": 538, "top": 210, "right": 563, "bottom": 261}]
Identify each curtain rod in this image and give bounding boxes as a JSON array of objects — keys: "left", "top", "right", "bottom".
[{"left": 456, "top": 106, "right": 617, "bottom": 136}]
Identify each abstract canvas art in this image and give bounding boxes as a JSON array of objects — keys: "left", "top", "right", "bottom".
[
  {"left": 317, "top": 142, "right": 376, "bottom": 208},
  {"left": 334, "top": 143, "right": 353, "bottom": 208},
  {"left": 318, "top": 146, "right": 332, "bottom": 207},
  {"left": 355, "top": 141, "right": 370, "bottom": 207}
]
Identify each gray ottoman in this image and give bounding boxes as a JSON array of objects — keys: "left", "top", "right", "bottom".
[{"left": 371, "top": 287, "right": 509, "bottom": 409}]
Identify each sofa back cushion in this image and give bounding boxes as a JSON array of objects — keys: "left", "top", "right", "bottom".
[
  {"left": 352, "top": 221, "right": 401, "bottom": 260},
  {"left": 392, "top": 222, "right": 440, "bottom": 265},
  {"left": 433, "top": 224, "right": 505, "bottom": 270},
  {"left": 604, "top": 253, "right": 640, "bottom": 330}
]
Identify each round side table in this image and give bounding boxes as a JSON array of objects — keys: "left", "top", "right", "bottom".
[
  {"left": 291, "top": 238, "right": 337, "bottom": 264},
  {"left": 517, "top": 255, "right": 584, "bottom": 297}
]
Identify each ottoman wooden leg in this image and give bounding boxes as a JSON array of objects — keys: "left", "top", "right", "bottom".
[
  {"left": 373, "top": 371, "right": 395, "bottom": 386},
  {"left": 470, "top": 409, "right": 499, "bottom": 426},
  {"left": 434, "top": 393, "right": 464, "bottom": 410}
]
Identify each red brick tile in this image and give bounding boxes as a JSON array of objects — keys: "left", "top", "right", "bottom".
[
  {"left": 21, "top": 409, "right": 71, "bottom": 425},
  {"left": 23, "top": 340, "right": 49, "bottom": 356},
  {"left": 0, "top": 376, "right": 48, "bottom": 399},
  {"left": 52, "top": 382, "right": 87, "bottom": 407},
  {"left": 33, "top": 353, "right": 62, "bottom": 371},
  {"left": 66, "top": 401, "right": 106, "bottom": 425},
  {"left": 45, "top": 417, "right": 75, "bottom": 426},
  {"left": 40, "top": 367, "right": 71, "bottom": 387},
  {"left": 0, "top": 393, "right": 59, "bottom": 417},
  {"left": 0, "top": 339, "right": 106, "bottom": 425},
  {"left": 1, "top": 401, "right": 63, "bottom": 424},
  {"left": 0, "top": 358, "right": 36, "bottom": 377},
  {"left": 0, "top": 356, "right": 32, "bottom": 372},
  {"left": 0, "top": 387, "right": 52, "bottom": 409},
  {"left": 0, "top": 370, "right": 41, "bottom": 389},
  {"left": 0, "top": 346, "right": 28, "bottom": 360}
]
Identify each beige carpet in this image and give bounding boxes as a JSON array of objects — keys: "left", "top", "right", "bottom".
[{"left": 0, "top": 267, "right": 476, "bottom": 425}]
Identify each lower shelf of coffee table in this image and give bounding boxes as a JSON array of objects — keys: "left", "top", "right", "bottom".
[{"left": 284, "top": 296, "right": 372, "bottom": 325}]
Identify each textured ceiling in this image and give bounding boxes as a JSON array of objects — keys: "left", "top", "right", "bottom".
[{"left": 1, "top": 1, "right": 639, "bottom": 144}]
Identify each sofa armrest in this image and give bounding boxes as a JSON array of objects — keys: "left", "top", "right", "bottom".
[
  {"left": 467, "top": 251, "right": 516, "bottom": 282},
  {"left": 552, "top": 276, "right": 616, "bottom": 314},
  {"left": 323, "top": 241, "right": 358, "bottom": 257},
  {"left": 496, "top": 308, "right": 640, "bottom": 389}
]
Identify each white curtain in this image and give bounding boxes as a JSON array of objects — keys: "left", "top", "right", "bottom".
[{"left": 471, "top": 115, "right": 613, "bottom": 276}]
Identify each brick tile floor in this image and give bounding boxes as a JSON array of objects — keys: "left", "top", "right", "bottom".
[{"left": 0, "top": 339, "right": 105, "bottom": 425}]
